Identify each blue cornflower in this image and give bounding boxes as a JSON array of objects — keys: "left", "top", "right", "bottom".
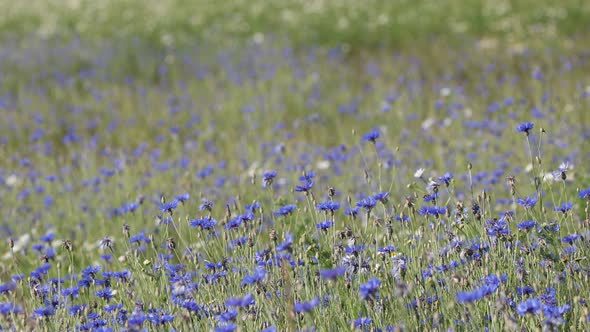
[
  {"left": 456, "top": 288, "right": 486, "bottom": 303},
  {"left": 224, "top": 217, "right": 242, "bottom": 230},
  {"left": 352, "top": 317, "right": 372, "bottom": 328},
  {"left": 562, "top": 234, "right": 579, "bottom": 244},
  {"left": 33, "top": 305, "right": 56, "bottom": 317},
  {"left": 95, "top": 287, "right": 114, "bottom": 300},
  {"left": 517, "top": 220, "right": 537, "bottom": 230},
  {"left": 130, "top": 232, "right": 149, "bottom": 244},
  {"left": 0, "top": 302, "right": 22, "bottom": 316},
  {"left": 486, "top": 218, "right": 511, "bottom": 237},
  {"left": 218, "top": 310, "right": 238, "bottom": 322},
  {"left": 345, "top": 245, "right": 366, "bottom": 255},
  {"left": 226, "top": 294, "right": 255, "bottom": 308},
  {"left": 345, "top": 206, "right": 360, "bottom": 218},
  {"left": 69, "top": 304, "right": 86, "bottom": 316},
  {"left": 0, "top": 282, "right": 16, "bottom": 295},
  {"left": 319, "top": 266, "right": 346, "bottom": 280},
  {"left": 245, "top": 202, "right": 261, "bottom": 213},
  {"left": 516, "top": 195, "right": 537, "bottom": 208},
  {"left": 294, "top": 181, "right": 314, "bottom": 193},
  {"left": 82, "top": 265, "right": 101, "bottom": 279},
  {"left": 175, "top": 193, "right": 190, "bottom": 204},
  {"left": 516, "top": 122, "right": 534, "bottom": 135},
  {"left": 373, "top": 191, "right": 389, "bottom": 203},
  {"left": 215, "top": 324, "right": 236, "bottom": 332},
  {"left": 317, "top": 201, "right": 340, "bottom": 213},
  {"left": 516, "top": 286, "right": 535, "bottom": 296},
  {"left": 377, "top": 245, "right": 396, "bottom": 255},
  {"left": 189, "top": 217, "right": 217, "bottom": 230},
  {"left": 554, "top": 202, "right": 573, "bottom": 213},
  {"left": 160, "top": 200, "right": 178, "bottom": 214},
  {"left": 262, "top": 170, "right": 278, "bottom": 187},
  {"left": 146, "top": 309, "right": 174, "bottom": 325},
  {"left": 40, "top": 232, "right": 55, "bottom": 243},
  {"left": 359, "top": 278, "right": 381, "bottom": 300},
  {"left": 293, "top": 298, "right": 320, "bottom": 313},
  {"left": 363, "top": 130, "right": 380, "bottom": 143},
  {"left": 579, "top": 187, "right": 590, "bottom": 200},
  {"left": 543, "top": 304, "right": 570, "bottom": 322},
  {"left": 418, "top": 206, "right": 446, "bottom": 217},
  {"left": 241, "top": 267, "right": 266, "bottom": 286},
  {"left": 273, "top": 204, "right": 297, "bottom": 217},
  {"left": 517, "top": 298, "right": 541, "bottom": 315},
  {"left": 199, "top": 198, "right": 213, "bottom": 211},
  {"left": 357, "top": 197, "right": 377, "bottom": 211},
  {"left": 316, "top": 220, "right": 334, "bottom": 231},
  {"left": 299, "top": 171, "right": 316, "bottom": 182},
  {"left": 276, "top": 234, "right": 294, "bottom": 252},
  {"left": 423, "top": 193, "right": 438, "bottom": 203},
  {"left": 438, "top": 172, "right": 453, "bottom": 186},
  {"left": 61, "top": 286, "right": 80, "bottom": 298}
]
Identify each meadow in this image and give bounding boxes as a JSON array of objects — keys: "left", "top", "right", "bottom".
[{"left": 1, "top": 1, "right": 590, "bottom": 331}]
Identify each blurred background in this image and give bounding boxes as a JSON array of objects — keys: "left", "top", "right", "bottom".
[{"left": 2, "top": 0, "right": 588, "bottom": 52}]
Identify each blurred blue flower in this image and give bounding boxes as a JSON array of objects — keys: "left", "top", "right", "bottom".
[
  {"left": 516, "top": 122, "right": 534, "bottom": 135},
  {"left": 359, "top": 278, "right": 381, "bottom": 300},
  {"left": 517, "top": 298, "right": 541, "bottom": 315},
  {"left": 294, "top": 298, "right": 319, "bottom": 313},
  {"left": 517, "top": 220, "right": 537, "bottom": 230},
  {"left": 363, "top": 130, "right": 380, "bottom": 143},
  {"left": 554, "top": 202, "right": 573, "bottom": 213},
  {"left": 320, "top": 266, "right": 346, "bottom": 280},
  {"left": 226, "top": 294, "right": 255, "bottom": 308}
]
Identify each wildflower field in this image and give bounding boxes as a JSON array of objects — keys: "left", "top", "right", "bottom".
[{"left": 1, "top": 1, "right": 590, "bottom": 331}]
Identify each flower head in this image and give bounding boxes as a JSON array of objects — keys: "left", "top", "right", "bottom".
[
  {"left": 293, "top": 298, "right": 319, "bottom": 313},
  {"left": 517, "top": 298, "right": 541, "bottom": 315},
  {"left": 320, "top": 266, "right": 346, "bottom": 280},
  {"left": 517, "top": 122, "right": 534, "bottom": 135},
  {"left": 516, "top": 195, "right": 537, "bottom": 208},
  {"left": 363, "top": 130, "right": 380, "bottom": 143},
  {"left": 359, "top": 278, "right": 381, "bottom": 300}
]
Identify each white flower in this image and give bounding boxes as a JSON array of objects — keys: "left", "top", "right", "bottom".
[{"left": 414, "top": 168, "right": 425, "bottom": 178}]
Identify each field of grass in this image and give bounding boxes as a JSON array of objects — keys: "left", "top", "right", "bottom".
[
  {"left": 1, "top": 0, "right": 590, "bottom": 50},
  {"left": 1, "top": 2, "right": 590, "bottom": 331}
]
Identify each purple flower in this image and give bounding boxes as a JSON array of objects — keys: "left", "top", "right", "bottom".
[
  {"left": 517, "top": 298, "right": 541, "bottom": 315},
  {"left": 317, "top": 201, "right": 340, "bottom": 213},
  {"left": 352, "top": 317, "right": 372, "bottom": 328},
  {"left": 357, "top": 197, "right": 377, "bottom": 211},
  {"left": 241, "top": 267, "right": 266, "bottom": 286},
  {"left": 294, "top": 181, "right": 314, "bottom": 193},
  {"left": 33, "top": 305, "right": 56, "bottom": 317},
  {"left": 554, "top": 202, "right": 573, "bottom": 213},
  {"left": 579, "top": 187, "right": 590, "bottom": 200},
  {"left": 516, "top": 195, "right": 537, "bottom": 208},
  {"left": 159, "top": 200, "right": 178, "bottom": 213},
  {"left": 226, "top": 294, "right": 255, "bottom": 308},
  {"left": 262, "top": 170, "right": 278, "bottom": 187},
  {"left": 359, "top": 278, "right": 381, "bottom": 300},
  {"left": 319, "top": 266, "right": 346, "bottom": 280},
  {"left": 363, "top": 130, "right": 380, "bottom": 143},
  {"left": 517, "top": 122, "right": 534, "bottom": 135},
  {"left": 0, "top": 302, "right": 22, "bottom": 316},
  {"left": 274, "top": 204, "right": 297, "bottom": 217},
  {"left": 293, "top": 298, "right": 319, "bottom": 313},
  {"left": 175, "top": 193, "right": 190, "bottom": 203},
  {"left": 517, "top": 220, "right": 537, "bottom": 230},
  {"left": 95, "top": 287, "right": 114, "bottom": 300},
  {"left": 316, "top": 220, "right": 334, "bottom": 230}
]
